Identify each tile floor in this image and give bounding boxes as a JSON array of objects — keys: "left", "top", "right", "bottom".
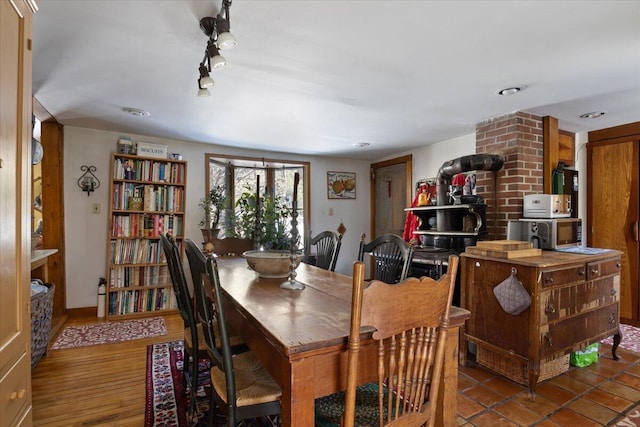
[{"left": 457, "top": 343, "right": 640, "bottom": 426}]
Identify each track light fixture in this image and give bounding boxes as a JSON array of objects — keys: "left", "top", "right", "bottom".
[
  {"left": 207, "top": 40, "right": 227, "bottom": 69},
  {"left": 199, "top": 63, "right": 214, "bottom": 88},
  {"left": 197, "top": 0, "right": 236, "bottom": 96},
  {"left": 197, "top": 79, "right": 211, "bottom": 97}
]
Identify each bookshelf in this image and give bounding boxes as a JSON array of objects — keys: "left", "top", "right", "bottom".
[{"left": 105, "top": 153, "right": 187, "bottom": 318}]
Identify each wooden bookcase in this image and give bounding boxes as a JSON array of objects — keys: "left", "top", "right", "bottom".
[{"left": 105, "top": 153, "right": 187, "bottom": 318}]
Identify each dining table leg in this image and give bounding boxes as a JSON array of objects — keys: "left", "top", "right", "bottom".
[{"left": 282, "top": 356, "right": 316, "bottom": 426}]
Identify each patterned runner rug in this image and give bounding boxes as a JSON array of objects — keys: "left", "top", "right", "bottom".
[
  {"left": 602, "top": 323, "right": 640, "bottom": 354},
  {"left": 145, "top": 341, "right": 277, "bottom": 427},
  {"left": 611, "top": 402, "right": 640, "bottom": 426},
  {"left": 51, "top": 316, "right": 167, "bottom": 349}
]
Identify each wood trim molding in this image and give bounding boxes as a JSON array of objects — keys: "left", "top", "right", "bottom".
[
  {"left": 543, "top": 116, "right": 559, "bottom": 194},
  {"left": 589, "top": 121, "right": 640, "bottom": 143},
  {"left": 40, "top": 120, "right": 68, "bottom": 336}
]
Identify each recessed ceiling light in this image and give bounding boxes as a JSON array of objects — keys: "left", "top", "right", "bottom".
[
  {"left": 122, "top": 107, "right": 150, "bottom": 117},
  {"left": 353, "top": 142, "right": 370, "bottom": 148},
  {"left": 580, "top": 111, "right": 606, "bottom": 119},
  {"left": 497, "top": 86, "right": 526, "bottom": 96}
]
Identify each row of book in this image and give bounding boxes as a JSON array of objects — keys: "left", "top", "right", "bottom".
[
  {"left": 110, "top": 238, "right": 166, "bottom": 264},
  {"left": 112, "top": 183, "right": 184, "bottom": 212},
  {"left": 107, "top": 288, "right": 176, "bottom": 315},
  {"left": 113, "top": 157, "right": 185, "bottom": 184},
  {"left": 108, "top": 265, "right": 169, "bottom": 288},
  {"left": 111, "top": 214, "right": 183, "bottom": 238}
]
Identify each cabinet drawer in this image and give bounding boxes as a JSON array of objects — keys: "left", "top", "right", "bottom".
[
  {"left": 540, "top": 265, "right": 585, "bottom": 287},
  {"left": 586, "top": 257, "right": 622, "bottom": 280},
  {"left": 540, "top": 276, "right": 620, "bottom": 323},
  {"left": 539, "top": 304, "right": 618, "bottom": 357},
  {"left": 0, "top": 352, "right": 30, "bottom": 426}
]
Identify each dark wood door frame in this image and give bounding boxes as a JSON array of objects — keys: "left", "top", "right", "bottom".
[
  {"left": 34, "top": 98, "right": 68, "bottom": 335},
  {"left": 369, "top": 155, "right": 412, "bottom": 240}
]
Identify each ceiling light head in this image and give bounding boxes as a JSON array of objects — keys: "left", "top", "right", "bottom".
[
  {"left": 198, "top": 63, "right": 214, "bottom": 88},
  {"left": 497, "top": 86, "right": 526, "bottom": 96},
  {"left": 197, "top": 80, "right": 211, "bottom": 97},
  {"left": 215, "top": 15, "right": 237, "bottom": 49},
  {"left": 207, "top": 41, "right": 227, "bottom": 69},
  {"left": 122, "top": 107, "right": 150, "bottom": 117},
  {"left": 580, "top": 111, "right": 606, "bottom": 119},
  {"left": 353, "top": 142, "right": 370, "bottom": 148}
]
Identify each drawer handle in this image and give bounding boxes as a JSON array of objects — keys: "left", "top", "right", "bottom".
[
  {"left": 616, "top": 263, "right": 622, "bottom": 268},
  {"left": 544, "top": 333, "right": 553, "bottom": 347},
  {"left": 591, "top": 268, "right": 599, "bottom": 276},
  {"left": 578, "top": 269, "right": 585, "bottom": 277},
  {"left": 10, "top": 389, "right": 26, "bottom": 401},
  {"left": 608, "top": 313, "right": 616, "bottom": 325},
  {"left": 545, "top": 304, "right": 556, "bottom": 314},
  {"left": 611, "top": 288, "right": 617, "bottom": 296},
  {"left": 545, "top": 276, "right": 554, "bottom": 284}
]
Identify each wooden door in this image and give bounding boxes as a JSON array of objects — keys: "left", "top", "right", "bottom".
[
  {"left": 588, "top": 124, "right": 640, "bottom": 324},
  {"left": 370, "top": 156, "right": 412, "bottom": 239},
  {"left": 0, "top": 1, "right": 36, "bottom": 425}
]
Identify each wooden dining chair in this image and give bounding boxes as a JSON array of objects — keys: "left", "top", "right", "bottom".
[
  {"left": 184, "top": 239, "right": 282, "bottom": 427},
  {"left": 304, "top": 230, "right": 343, "bottom": 272},
  {"left": 358, "top": 233, "right": 414, "bottom": 283},
  {"left": 315, "top": 255, "right": 459, "bottom": 427},
  {"left": 160, "top": 233, "right": 208, "bottom": 421}
]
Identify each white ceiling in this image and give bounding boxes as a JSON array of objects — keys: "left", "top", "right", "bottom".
[{"left": 32, "top": 1, "right": 640, "bottom": 161}]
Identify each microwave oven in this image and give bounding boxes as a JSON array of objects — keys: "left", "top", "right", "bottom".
[{"left": 506, "top": 218, "right": 582, "bottom": 250}]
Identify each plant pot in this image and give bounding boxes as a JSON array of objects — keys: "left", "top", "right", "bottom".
[{"left": 200, "top": 228, "right": 220, "bottom": 244}]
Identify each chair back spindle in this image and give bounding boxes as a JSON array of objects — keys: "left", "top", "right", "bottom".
[
  {"left": 343, "top": 255, "right": 459, "bottom": 427},
  {"left": 358, "top": 233, "right": 414, "bottom": 283}
]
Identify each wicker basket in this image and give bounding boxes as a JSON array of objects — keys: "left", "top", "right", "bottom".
[
  {"left": 477, "top": 345, "right": 569, "bottom": 386},
  {"left": 31, "top": 282, "right": 55, "bottom": 368}
]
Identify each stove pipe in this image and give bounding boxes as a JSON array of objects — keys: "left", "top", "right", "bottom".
[{"left": 436, "top": 153, "right": 504, "bottom": 231}]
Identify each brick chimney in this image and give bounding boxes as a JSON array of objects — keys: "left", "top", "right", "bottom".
[{"left": 475, "top": 112, "right": 544, "bottom": 239}]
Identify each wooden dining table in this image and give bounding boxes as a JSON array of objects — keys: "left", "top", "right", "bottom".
[{"left": 216, "top": 257, "right": 470, "bottom": 427}]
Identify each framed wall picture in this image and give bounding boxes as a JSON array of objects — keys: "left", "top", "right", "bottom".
[{"left": 327, "top": 171, "right": 356, "bottom": 199}]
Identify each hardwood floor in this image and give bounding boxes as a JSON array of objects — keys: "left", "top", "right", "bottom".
[{"left": 31, "top": 313, "right": 184, "bottom": 427}]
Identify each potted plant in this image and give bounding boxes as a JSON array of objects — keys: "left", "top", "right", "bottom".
[
  {"left": 229, "top": 184, "right": 292, "bottom": 250},
  {"left": 199, "top": 185, "right": 226, "bottom": 244}
]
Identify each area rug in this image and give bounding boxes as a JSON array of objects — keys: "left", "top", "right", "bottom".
[
  {"left": 602, "top": 323, "right": 640, "bottom": 354},
  {"left": 51, "top": 316, "right": 167, "bottom": 349},
  {"left": 145, "top": 341, "right": 278, "bottom": 427},
  {"left": 610, "top": 402, "right": 640, "bottom": 426},
  {"left": 145, "top": 340, "right": 210, "bottom": 427}
]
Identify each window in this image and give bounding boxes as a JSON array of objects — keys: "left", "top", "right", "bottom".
[{"left": 205, "top": 154, "right": 310, "bottom": 249}]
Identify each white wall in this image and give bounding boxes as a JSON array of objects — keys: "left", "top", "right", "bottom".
[
  {"left": 63, "top": 127, "right": 370, "bottom": 308},
  {"left": 409, "top": 134, "right": 476, "bottom": 184}
]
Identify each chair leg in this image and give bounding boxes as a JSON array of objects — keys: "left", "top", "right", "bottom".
[
  {"left": 187, "top": 354, "right": 199, "bottom": 421},
  {"left": 207, "top": 391, "right": 217, "bottom": 426},
  {"left": 182, "top": 347, "right": 190, "bottom": 391}
]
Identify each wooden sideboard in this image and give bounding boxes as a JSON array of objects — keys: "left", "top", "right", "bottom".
[{"left": 460, "top": 250, "right": 621, "bottom": 397}]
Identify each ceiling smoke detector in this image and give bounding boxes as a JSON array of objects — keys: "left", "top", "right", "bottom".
[{"left": 122, "top": 107, "right": 150, "bottom": 117}]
